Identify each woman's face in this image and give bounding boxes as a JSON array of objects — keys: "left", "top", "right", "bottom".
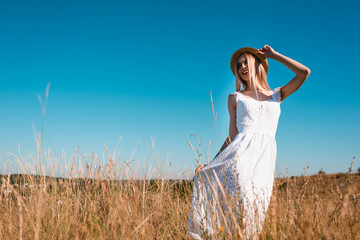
[{"left": 237, "top": 54, "right": 249, "bottom": 81}]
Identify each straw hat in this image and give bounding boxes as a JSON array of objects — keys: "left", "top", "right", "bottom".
[{"left": 230, "top": 47, "right": 269, "bottom": 76}]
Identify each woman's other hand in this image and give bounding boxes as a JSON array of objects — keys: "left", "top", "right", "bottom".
[
  {"left": 257, "top": 45, "right": 278, "bottom": 59},
  {"left": 195, "top": 164, "right": 206, "bottom": 174}
]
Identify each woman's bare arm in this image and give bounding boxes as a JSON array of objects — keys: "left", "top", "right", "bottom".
[
  {"left": 213, "top": 93, "right": 238, "bottom": 159},
  {"left": 195, "top": 94, "right": 238, "bottom": 174},
  {"left": 258, "top": 45, "right": 311, "bottom": 102}
]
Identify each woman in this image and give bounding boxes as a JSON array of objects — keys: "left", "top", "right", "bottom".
[{"left": 187, "top": 45, "right": 310, "bottom": 239}]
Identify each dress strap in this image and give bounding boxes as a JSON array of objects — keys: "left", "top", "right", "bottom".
[
  {"left": 272, "top": 87, "right": 282, "bottom": 102},
  {"left": 229, "top": 91, "right": 240, "bottom": 98}
]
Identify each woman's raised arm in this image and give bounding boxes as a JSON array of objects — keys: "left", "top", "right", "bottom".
[{"left": 258, "top": 45, "right": 311, "bottom": 102}]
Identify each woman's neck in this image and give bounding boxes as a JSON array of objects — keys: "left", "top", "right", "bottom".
[{"left": 244, "top": 84, "right": 266, "bottom": 92}]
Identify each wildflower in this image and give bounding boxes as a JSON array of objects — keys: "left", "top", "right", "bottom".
[{"left": 219, "top": 226, "right": 225, "bottom": 239}]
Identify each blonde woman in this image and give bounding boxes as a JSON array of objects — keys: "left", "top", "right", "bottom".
[{"left": 187, "top": 45, "right": 310, "bottom": 239}]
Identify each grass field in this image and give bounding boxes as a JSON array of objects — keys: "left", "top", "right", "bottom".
[
  {"left": 1, "top": 88, "right": 359, "bottom": 239},
  {"left": 0, "top": 166, "right": 359, "bottom": 239}
]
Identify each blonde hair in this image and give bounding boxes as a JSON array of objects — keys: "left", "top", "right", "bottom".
[{"left": 234, "top": 53, "right": 270, "bottom": 96}]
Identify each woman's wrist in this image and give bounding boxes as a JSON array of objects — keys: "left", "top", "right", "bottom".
[
  {"left": 268, "top": 51, "right": 280, "bottom": 60},
  {"left": 270, "top": 51, "right": 310, "bottom": 76}
]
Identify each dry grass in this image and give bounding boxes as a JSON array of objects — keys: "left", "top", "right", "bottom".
[
  {"left": 263, "top": 172, "right": 360, "bottom": 239},
  {"left": 0, "top": 158, "right": 359, "bottom": 239},
  {"left": 1, "top": 86, "right": 358, "bottom": 239}
]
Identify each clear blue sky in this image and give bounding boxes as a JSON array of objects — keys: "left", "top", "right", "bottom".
[{"left": 1, "top": 0, "right": 359, "bottom": 179}]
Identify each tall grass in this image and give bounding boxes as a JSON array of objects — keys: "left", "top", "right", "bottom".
[
  {"left": 0, "top": 85, "right": 359, "bottom": 239},
  {"left": 0, "top": 161, "right": 193, "bottom": 239},
  {"left": 1, "top": 155, "right": 359, "bottom": 239}
]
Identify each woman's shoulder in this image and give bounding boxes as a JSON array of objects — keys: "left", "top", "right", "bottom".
[
  {"left": 228, "top": 92, "right": 240, "bottom": 102},
  {"left": 228, "top": 92, "right": 238, "bottom": 105},
  {"left": 229, "top": 91, "right": 240, "bottom": 96}
]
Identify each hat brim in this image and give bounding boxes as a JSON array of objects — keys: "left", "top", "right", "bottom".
[{"left": 230, "top": 47, "right": 269, "bottom": 76}]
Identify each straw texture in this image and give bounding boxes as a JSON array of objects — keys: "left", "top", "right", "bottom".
[{"left": 230, "top": 47, "right": 269, "bottom": 76}]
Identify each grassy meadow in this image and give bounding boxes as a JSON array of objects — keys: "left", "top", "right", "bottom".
[
  {"left": 0, "top": 157, "right": 359, "bottom": 239},
  {"left": 1, "top": 88, "right": 359, "bottom": 239}
]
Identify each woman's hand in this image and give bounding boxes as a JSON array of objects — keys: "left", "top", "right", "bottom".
[
  {"left": 257, "top": 45, "right": 278, "bottom": 59},
  {"left": 195, "top": 164, "right": 206, "bottom": 174}
]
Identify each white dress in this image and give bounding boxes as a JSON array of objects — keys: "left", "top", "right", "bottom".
[{"left": 187, "top": 87, "right": 282, "bottom": 239}]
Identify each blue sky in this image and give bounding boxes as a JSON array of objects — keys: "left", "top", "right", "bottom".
[{"left": 0, "top": 0, "right": 359, "bottom": 179}]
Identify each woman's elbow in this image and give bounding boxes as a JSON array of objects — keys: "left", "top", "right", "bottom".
[
  {"left": 299, "top": 67, "right": 311, "bottom": 78},
  {"left": 303, "top": 67, "right": 311, "bottom": 76}
]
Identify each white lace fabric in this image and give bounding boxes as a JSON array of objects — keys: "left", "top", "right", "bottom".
[{"left": 188, "top": 87, "right": 282, "bottom": 239}]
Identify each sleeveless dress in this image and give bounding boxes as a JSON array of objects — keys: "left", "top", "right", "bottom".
[{"left": 187, "top": 87, "right": 282, "bottom": 239}]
